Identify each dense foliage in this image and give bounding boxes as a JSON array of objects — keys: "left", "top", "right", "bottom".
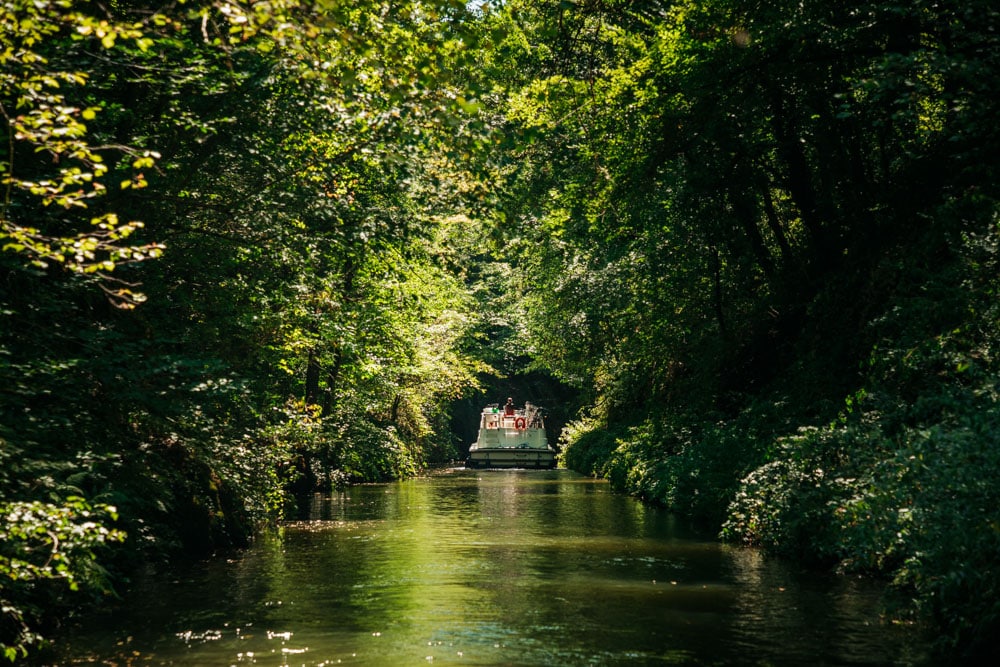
[
  {"left": 472, "top": 0, "right": 1000, "bottom": 658},
  {"left": 1, "top": 0, "right": 488, "bottom": 658},
  {"left": 2, "top": 0, "right": 998, "bottom": 660}
]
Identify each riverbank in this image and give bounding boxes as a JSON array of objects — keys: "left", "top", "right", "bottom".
[{"left": 561, "top": 366, "right": 1000, "bottom": 661}]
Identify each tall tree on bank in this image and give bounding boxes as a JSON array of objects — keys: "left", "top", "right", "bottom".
[
  {"left": 472, "top": 0, "right": 1000, "bottom": 656},
  {"left": 1, "top": 0, "right": 485, "bottom": 659}
]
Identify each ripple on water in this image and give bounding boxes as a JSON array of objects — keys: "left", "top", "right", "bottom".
[{"left": 56, "top": 470, "right": 932, "bottom": 666}]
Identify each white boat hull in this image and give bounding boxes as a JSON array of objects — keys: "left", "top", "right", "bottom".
[{"left": 466, "top": 446, "right": 556, "bottom": 469}]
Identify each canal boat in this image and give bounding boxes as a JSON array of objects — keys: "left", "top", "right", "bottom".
[{"left": 466, "top": 401, "right": 556, "bottom": 469}]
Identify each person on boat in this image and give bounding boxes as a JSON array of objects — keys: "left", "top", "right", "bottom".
[{"left": 504, "top": 397, "right": 515, "bottom": 416}]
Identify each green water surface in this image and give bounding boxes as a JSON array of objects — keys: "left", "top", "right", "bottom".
[{"left": 56, "top": 469, "right": 929, "bottom": 665}]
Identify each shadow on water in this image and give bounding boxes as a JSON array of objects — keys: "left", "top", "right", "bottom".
[{"left": 55, "top": 468, "right": 931, "bottom": 665}]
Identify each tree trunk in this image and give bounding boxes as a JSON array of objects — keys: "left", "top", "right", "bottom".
[
  {"left": 305, "top": 348, "right": 321, "bottom": 406},
  {"left": 760, "top": 182, "right": 794, "bottom": 264},
  {"left": 710, "top": 245, "right": 728, "bottom": 338},
  {"left": 768, "top": 88, "right": 835, "bottom": 270}
]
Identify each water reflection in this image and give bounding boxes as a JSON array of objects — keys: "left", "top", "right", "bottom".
[{"left": 57, "top": 468, "right": 928, "bottom": 665}]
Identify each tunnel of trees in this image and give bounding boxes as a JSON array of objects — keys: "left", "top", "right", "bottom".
[{"left": 2, "top": 0, "right": 998, "bottom": 661}]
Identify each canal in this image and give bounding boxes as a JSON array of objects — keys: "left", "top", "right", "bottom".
[{"left": 57, "top": 468, "right": 929, "bottom": 665}]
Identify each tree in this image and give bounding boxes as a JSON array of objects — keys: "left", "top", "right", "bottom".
[
  {"left": 471, "top": 0, "right": 1000, "bottom": 654},
  {"left": 1, "top": 0, "right": 489, "bottom": 658}
]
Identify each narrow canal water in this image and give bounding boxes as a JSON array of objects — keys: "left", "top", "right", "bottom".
[{"left": 58, "top": 469, "right": 929, "bottom": 666}]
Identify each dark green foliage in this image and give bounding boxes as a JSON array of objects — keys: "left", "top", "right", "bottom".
[{"left": 478, "top": 0, "right": 1000, "bottom": 657}]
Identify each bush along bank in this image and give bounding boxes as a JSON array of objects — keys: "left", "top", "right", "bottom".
[{"left": 558, "top": 241, "right": 1000, "bottom": 660}]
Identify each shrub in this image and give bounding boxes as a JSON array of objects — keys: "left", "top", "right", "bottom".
[
  {"left": 0, "top": 498, "right": 124, "bottom": 661},
  {"left": 722, "top": 386, "right": 1000, "bottom": 657},
  {"left": 558, "top": 415, "right": 620, "bottom": 475}
]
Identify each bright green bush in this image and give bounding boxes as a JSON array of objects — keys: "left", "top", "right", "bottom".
[
  {"left": 323, "top": 416, "right": 422, "bottom": 485},
  {"left": 558, "top": 415, "right": 620, "bottom": 476},
  {"left": 0, "top": 498, "right": 124, "bottom": 661}
]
